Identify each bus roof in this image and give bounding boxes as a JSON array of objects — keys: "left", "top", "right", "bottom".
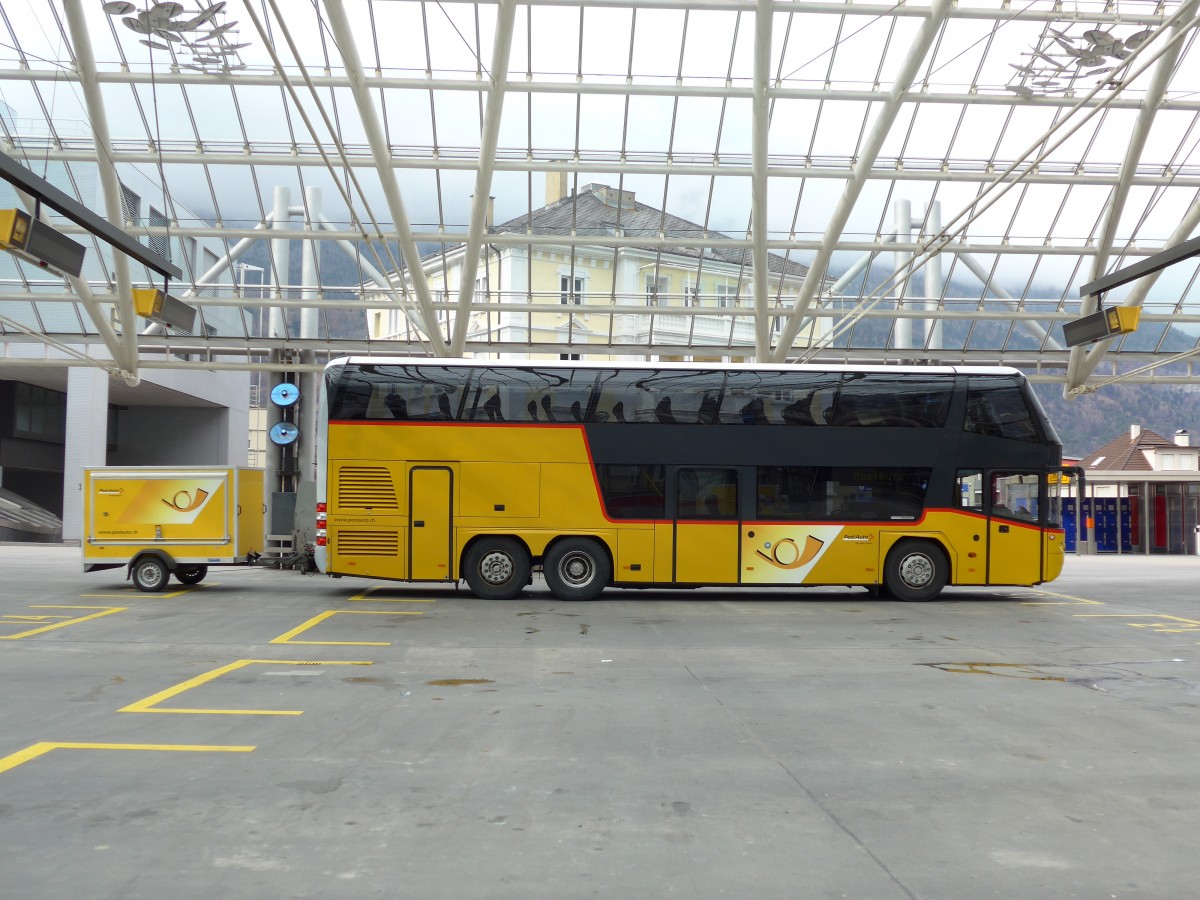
[{"left": 326, "top": 357, "right": 1024, "bottom": 378}]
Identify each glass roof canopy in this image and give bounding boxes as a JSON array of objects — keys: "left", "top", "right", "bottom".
[{"left": 2, "top": 0, "right": 1200, "bottom": 390}]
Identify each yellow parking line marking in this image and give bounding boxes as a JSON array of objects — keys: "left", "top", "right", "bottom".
[
  {"left": 0, "top": 606, "right": 125, "bottom": 640},
  {"left": 270, "top": 610, "right": 421, "bottom": 646},
  {"left": 0, "top": 742, "right": 255, "bottom": 776},
  {"left": 1020, "top": 589, "right": 1104, "bottom": 605},
  {"left": 80, "top": 585, "right": 207, "bottom": 599},
  {"left": 1075, "top": 613, "right": 1200, "bottom": 634},
  {"left": 119, "top": 659, "right": 372, "bottom": 715},
  {"left": 348, "top": 587, "right": 436, "bottom": 602}
]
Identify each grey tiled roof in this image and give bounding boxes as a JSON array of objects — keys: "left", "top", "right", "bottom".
[{"left": 1082, "top": 427, "right": 1176, "bottom": 472}]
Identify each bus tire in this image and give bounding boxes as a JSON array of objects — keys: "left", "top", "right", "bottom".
[
  {"left": 463, "top": 537, "right": 530, "bottom": 601},
  {"left": 543, "top": 538, "right": 610, "bottom": 601},
  {"left": 131, "top": 555, "right": 171, "bottom": 593},
  {"left": 884, "top": 540, "right": 948, "bottom": 602},
  {"left": 175, "top": 565, "right": 208, "bottom": 585}
]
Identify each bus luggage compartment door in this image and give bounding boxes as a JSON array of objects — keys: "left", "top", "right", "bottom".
[{"left": 409, "top": 466, "right": 454, "bottom": 581}]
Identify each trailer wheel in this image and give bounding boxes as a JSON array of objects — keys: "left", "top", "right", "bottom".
[
  {"left": 175, "top": 565, "right": 208, "bottom": 585},
  {"left": 883, "top": 540, "right": 948, "bottom": 602},
  {"left": 543, "top": 538, "right": 610, "bottom": 601},
  {"left": 462, "top": 537, "right": 530, "bottom": 601},
  {"left": 132, "top": 556, "right": 170, "bottom": 593}
]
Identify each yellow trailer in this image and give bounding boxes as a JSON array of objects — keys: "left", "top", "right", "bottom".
[{"left": 82, "top": 467, "right": 265, "bottom": 592}]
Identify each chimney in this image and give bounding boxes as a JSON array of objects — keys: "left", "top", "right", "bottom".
[
  {"left": 546, "top": 171, "right": 569, "bottom": 206},
  {"left": 1130, "top": 424, "right": 1142, "bottom": 442},
  {"left": 1176, "top": 429, "right": 1191, "bottom": 447}
]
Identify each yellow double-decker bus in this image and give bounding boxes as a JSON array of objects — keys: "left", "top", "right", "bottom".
[{"left": 315, "top": 358, "right": 1079, "bottom": 601}]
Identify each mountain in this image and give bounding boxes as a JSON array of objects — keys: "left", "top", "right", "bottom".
[{"left": 1032, "top": 382, "right": 1199, "bottom": 458}]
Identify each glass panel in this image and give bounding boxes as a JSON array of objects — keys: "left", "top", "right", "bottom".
[
  {"left": 991, "top": 472, "right": 1040, "bottom": 521},
  {"left": 957, "top": 470, "right": 984, "bottom": 512},
  {"left": 756, "top": 466, "right": 818, "bottom": 519},
  {"left": 329, "top": 363, "right": 472, "bottom": 421},
  {"left": 808, "top": 467, "right": 932, "bottom": 521},
  {"left": 722, "top": 370, "right": 841, "bottom": 425},
  {"left": 591, "top": 368, "right": 725, "bottom": 424},
  {"left": 966, "top": 376, "right": 1042, "bottom": 442},
  {"left": 461, "top": 367, "right": 597, "bottom": 422},
  {"left": 678, "top": 467, "right": 738, "bottom": 520},
  {"left": 830, "top": 373, "right": 952, "bottom": 427},
  {"left": 597, "top": 464, "right": 666, "bottom": 519}
]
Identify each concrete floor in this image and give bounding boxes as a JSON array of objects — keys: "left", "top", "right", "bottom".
[{"left": 2, "top": 546, "right": 1199, "bottom": 899}]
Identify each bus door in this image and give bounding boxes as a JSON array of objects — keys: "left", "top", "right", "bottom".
[
  {"left": 987, "top": 471, "right": 1043, "bottom": 585},
  {"left": 673, "top": 466, "right": 740, "bottom": 584},
  {"left": 409, "top": 466, "right": 454, "bottom": 581}
]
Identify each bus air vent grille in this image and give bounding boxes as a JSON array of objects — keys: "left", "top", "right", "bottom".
[
  {"left": 338, "top": 466, "right": 399, "bottom": 509},
  {"left": 337, "top": 530, "right": 399, "bottom": 556}
]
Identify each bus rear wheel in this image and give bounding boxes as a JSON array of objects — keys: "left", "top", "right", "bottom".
[
  {"left": 543, "top": 538, "right": 610, "bottom": 601},
  {"left": 884, "top": 540, "right": 948, "bottom": 602},
  {"left": 463, "top": 537, "right": 530, "bottom": 601}
]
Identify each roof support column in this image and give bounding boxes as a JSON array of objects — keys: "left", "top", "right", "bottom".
[
  {"left": 450, "top": 0, "right": 518, "bottom": 356},
  {"left": 1065, "top": 0, "right": 1200, "bottom": 394},
  {"left": 324, "top": 0, "right": 448, "bottom": 356},
  {"left": 771, "top": 0, "right": 950, "bottom": 363},
  {"left": 751, "top": 0, "right": 773, "bottom": 361},
  {"left": 62, "top": 0, "right": 139, "bottom": 382}
]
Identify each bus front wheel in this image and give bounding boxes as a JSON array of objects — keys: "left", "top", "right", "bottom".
[
  {"left": 463, "top": 537, "right": 530, "bottom": 601},
  {"left": 543, "top": 538, "right": 611, "bottom": 601},
  {"left": 884, "top": 541, "right": 948, "bottom": 602}
]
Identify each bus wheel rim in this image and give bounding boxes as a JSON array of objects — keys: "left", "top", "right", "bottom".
[
  {"left": 558, "top": 551, "right": 594, "bottom": 587},
  {"left": 480, "top": 550, "right": 514, "bottom": 585},
  {"left": 898, "top": 552, "right": 933, "bottom": 588}
]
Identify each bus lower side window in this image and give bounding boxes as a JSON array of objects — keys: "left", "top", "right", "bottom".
[
  {"left": 597, "top": 464, "right": 666, "bottom": 519},
  {"left": 756, "top": 466, "right": 816, "bottom": 519},
  {"left": 957, "top": 471, "right": 983, "bottom": 512},
  {"left": 808, "top": 467, "right": 932, "bottom": 520},
  {"left": 991, "top": 472, "right": 1039, "bottom": 520}
]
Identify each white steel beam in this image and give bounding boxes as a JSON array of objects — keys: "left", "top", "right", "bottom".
[
  {"left": 771, "top": 0, "right": 952, "bottom": 363},
  {"left": 323, "top": 0, "right": 449, "bottom": 357},
  {"left": 751, "top": 0, "right": 773, "bottom": 361},
  {"left": 15, "top": 143, "right": 1200, "bottom": 190},
  {"left": 449, "top": 0, "right": 518, "bottom": 356},
  {"left": 61, "top": 0, "right": 139, "bottom": 383},
  {"left": 1064, "top": 0, "right": 1200, "bottom": 395},
  {"left": 1072, "top": 195, "right": 1200, "bottom": 390}
]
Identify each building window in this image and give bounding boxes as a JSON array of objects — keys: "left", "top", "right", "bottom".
[
  {"left": 646, "top": 274, "right": 669, "bottom": 305},
  {"left": 716, "top": 284, "right": 737, "bottom": 308},
  {"left": 560, "top": 274, "right": 584, "bottom": 305},
  {"left": 12, "top": 383, "right": 67, "bottom": 444}
]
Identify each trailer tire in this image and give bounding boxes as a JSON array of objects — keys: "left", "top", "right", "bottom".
[
  {"left": 132, "top": 555, "right": 171, "bottom": 593},
  {"left": 462, "top": 537, "right": 530, "bottom": 601},
  {"left": 175, "top": 565, "right": 208, "bottom": 585}
]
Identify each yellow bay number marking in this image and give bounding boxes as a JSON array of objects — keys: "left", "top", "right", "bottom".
[{"left": 119, "top": 659, "right": 373, "bottom": 715}]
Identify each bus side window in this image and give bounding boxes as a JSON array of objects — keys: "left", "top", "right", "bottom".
[
  {"left": 965, "top": 377, "right": 1041, "bottom": 442},
  {"left": 957, "top": 471, "right": 983, "bottom": 511}
]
